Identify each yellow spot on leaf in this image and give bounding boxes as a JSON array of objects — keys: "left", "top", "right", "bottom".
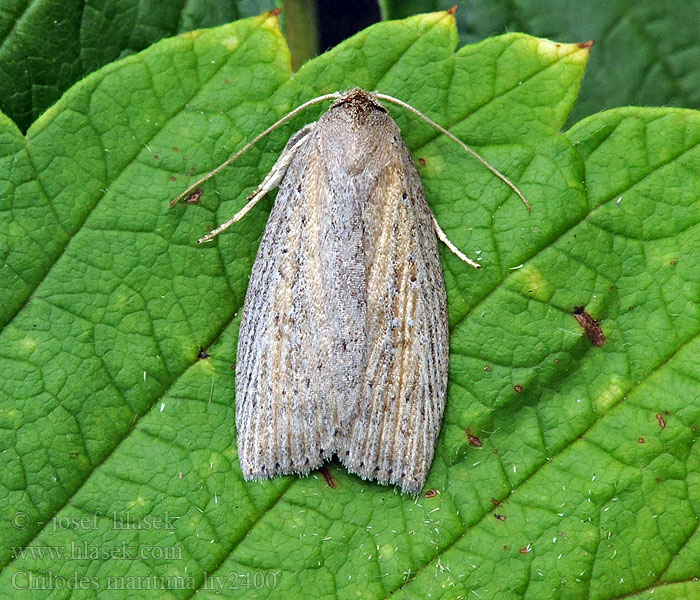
[
  {"left": 128, "top": 496, "right": 149, "bottom": 509},
  {"left": 19, "top": 337, "right": 37, "bottom": 352},
  {"left": 260, "top": 12, "right": 282, "bottom": 34},
  {"left": 196, "top": 358, "right": 215, "bottom": 374},
  {"left": 179, "top": 30, "right": 203, "bottom": 41},
  {"left": 221, "top": 36, "right": 239, "bottom": 52},
  {"left": 208, "top": 452, "right": 222, "bottom": 470},
  {"left": 0, "top": 408, "right": 22, "bottom": 429},
  {"left": 594, "top": 377, "right": 624, "bottom": 413},
  {"left": 535, "top": 38, "right": 590, "bottom": 65},
  {"left": 379, "top": 543, "right": 394, "bottom": 560},
  {"left": 197, "top": 451, "right": 223, "bottom": 477},
  {"left": 510, "top": 264, "right": 551, "bottom": 302}
]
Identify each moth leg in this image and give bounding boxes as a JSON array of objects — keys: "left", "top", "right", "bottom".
[
  {"left": 198, "top": 122, "right": 317, "bottom": 244},
  {"left": 431, "top": 214, "right": 481, "bottom": 269}
]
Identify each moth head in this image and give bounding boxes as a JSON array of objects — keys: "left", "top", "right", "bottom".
[{"left": 332, "top": 88, "right": 387, "bottom": 114}]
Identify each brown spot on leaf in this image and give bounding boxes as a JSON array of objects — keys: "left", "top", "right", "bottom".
[
  {"left": 573, "top": 306, "right": 606, "bottom": 346},
  {"left": 466, "top": 429, "right": 482, "bottom": 447},
  {"left": 656, "top": 413, "right": 666, "bottom": 428},
  {"left": 424, "top": 489, "right": 438, "bottom": 498},
  {"left": 185, "top": 189, "right": 203, "bottom": 205}
]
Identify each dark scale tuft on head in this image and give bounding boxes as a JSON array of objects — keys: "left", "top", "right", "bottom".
[{"left": 331, "top": 88, "right": 386, "bottom": 115}]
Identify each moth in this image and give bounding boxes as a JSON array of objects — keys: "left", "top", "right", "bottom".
[{"left": 171, "top": 88, "right": 528, "bottom": 494}]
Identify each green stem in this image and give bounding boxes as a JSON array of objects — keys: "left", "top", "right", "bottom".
[{"left": 283, "top": 0, "right": 319, "bottom": 71}]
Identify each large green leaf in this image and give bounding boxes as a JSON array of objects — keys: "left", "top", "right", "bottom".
[
  {"left": 381, "top": 0, "right": 700, "bottom": 124},
  {"left": 0, "top": 0, "right": 279, "bottom": 133},
  {"left": 2, "top": 9, "right": 700, "bottom": 599}
]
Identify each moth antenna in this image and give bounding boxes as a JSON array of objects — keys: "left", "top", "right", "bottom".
[
  {"left": 374, "top": 92, "right": 530, "bottom": 212},
  {"left": 169, "top": 92, "right": 342, "bottom": 208}
]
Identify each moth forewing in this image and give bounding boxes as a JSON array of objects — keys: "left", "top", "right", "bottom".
[
  {"left": 235, "top": 111, "right": 367, "bottom": 480},
  {"left": 338, "top": 109, "right": 449, "bottom": 494}
]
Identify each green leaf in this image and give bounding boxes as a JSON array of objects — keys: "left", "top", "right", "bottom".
[
  {"left": 2, "top": 9, "right": 700, "bottom": 599},
  {"left": 0, "top": 0, "right": 279, "bottom": 133},
  {"left": 381, "top": 0, "right": 700, "bottom": 124}
]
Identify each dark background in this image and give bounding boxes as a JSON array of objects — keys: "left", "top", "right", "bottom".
[{"left": 318, "top": 0, "right": 381, "bottom": 51}]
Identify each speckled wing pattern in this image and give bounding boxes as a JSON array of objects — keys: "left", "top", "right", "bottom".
[{"left": 235, "top": 89, "right": 449, "bottom": 494}]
